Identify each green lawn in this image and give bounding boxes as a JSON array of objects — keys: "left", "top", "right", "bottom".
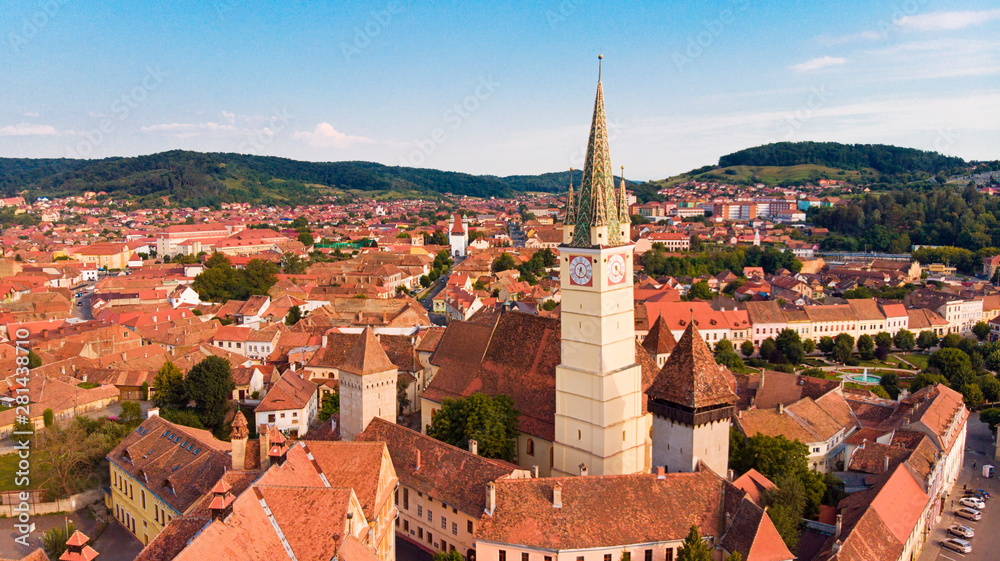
[
  {"left": 898, "top": 353, "right": 929, "bottom": 370},
  {"left": 0, "top": 453, "right": 35, "bottom": 491}
]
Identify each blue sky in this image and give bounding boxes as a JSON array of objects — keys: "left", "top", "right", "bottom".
[{"left": 1, "top": 0, "right": 998, "bottom": 179}]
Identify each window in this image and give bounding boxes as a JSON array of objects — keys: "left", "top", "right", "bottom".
[
  {"left": 500, "top": 551, "right": 506, "bottom": 561},
  {"left": 417, "top": 505, "right": 423, "bottom": 517},
  {"left": 442, "top": 517, "right": 447, "bottom": 530},
  {"left": 141, "top": 490, "right": 146, "bottom": 510},
  {"left": 545, "top": 557, "right": 553, "bottom": 561},
  {"left": 428, "top": 510, "right": 433, "bottom": 523},
  {"left": 404, "top": 520, "right": 409, "bottom": 532},
  {"left": 452, "top": 522, "right": 457, "bottom": 535},
  {"left": 605, "top": 555, "right": 612, "bottom": 561},
  {"left": 526, "top": 438, "right": 535, "bottom": 456},
  {"left": 665, "top": 549, "right": 673, "bottom": 561},
  {"left": 418, "top": 528, "right": 423, "bottom": 539},
  {"left": 403, "top": 488, "right": 409, "bottom": 510},
  {"left": 268, "top": 414, "right": 275, "bottom": 423},
  {"left": 428, "top": 532, "right": 433, "bottom": 545},
  {"left": 644, "top": 551, "right": 652, "bottom": 561},
  {"left": 522, "top": 554, "right": 529, "bottom": 561},
  {"left": 468, "top": 520, "right": 474, "bottom": 534}
]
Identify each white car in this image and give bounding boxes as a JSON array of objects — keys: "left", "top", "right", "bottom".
[
  {"left": 960, "top": 497, "right": 986, "bottom": 510},
  {"left": 956, "top": 507, "right": 982, "bottom": 521},
  {"left": 942, "top": 538, "right": 972, "bottom": 554},
  {"left": 948, "top": 524, "right": 975, "bottom": 539}
]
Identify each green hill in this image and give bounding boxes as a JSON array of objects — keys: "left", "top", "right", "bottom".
[{"left": 0, "top": 151, "right": 631, "bottom": 208}]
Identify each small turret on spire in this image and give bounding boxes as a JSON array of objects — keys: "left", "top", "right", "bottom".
[
  {"left": 619, "top": 165, "right": 630, "bottom": 226},
  {"left": 565, "top": 168, "right": 576, "bottom": 225}
]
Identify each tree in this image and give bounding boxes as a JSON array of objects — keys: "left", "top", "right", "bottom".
[
  {"left": 34, "top": 423, "right": 107, "bottom": 498},
  {"left": 981, "top": 408, "right": 1000, "bottom": 434},
  {"left": 857, "top": 334, "right": 875, "bottom": 361},
  {"left": 291, "top": 216, "right": 308, "bottom": 229},
  {"left": 870, "top": 385, "right": 891, "bottom": 399},
  {"left": 42, "top": 521, "right": 77, "bottom": 559},
  {"left": 140, "top": 381, "right": 149, "bottom": 401},
  {"left": 894, "top": 329, "right": 916, "bottom": 351},
  {"left": 184, "top": 356, "right": 235, "bottom": 429},
  {"left": 433, "top": 552, "right": 464, "bottom": 561},
  {"left": 428, "top": 393, "right": 519, "bottom": 462},
  {"left": 833, "top": 340, "right": 853, "bottom": 364},
  {"left": 928, "top": 348, "right": 972, "bottom": 386},
  {"left": 962, "top": 383, "right": 985, "bottom": 407},
  {"left": 818, "top": 336, "right": 835, "bottom": 354},
  {"left": 775, "top": 329, "right": 805, "bottom": 364},
  {"left": 874, "top": 331, "right": 893, "bottom": 350},
  {"left": 715, "top": 340, "right": 745, "bottom": 371},
  {"left": 917, "top": 330, "right": 939, "bottom": 350},
  {"left": 835, "top": 333, "right": 855, "bottom": 350},
  {"left": 741, "top": 340, "right": 755, "bottom": 358},
  {"left": 874, "top": 345, "right": 890, "bottom": 361},
  {"left": 491, "top": 253, "right": 517, "bottom": 273},
  {"left": 879, "top": 372, "right": 901, "bottom": 399},
  {"left": 285, "top": 305, "right": 302, "bottom": 326},
  {"left": 803, "top": 338, "right": 816, "bottom": 354},
  {"left": 759, "top": 338, "right": 777, "bottom": 363},
  {"left": 973, "top": 321, "right": 991, "bottom": 341},
  {"left": 282, "top": 252, "right": 308, "bottom": 274},
  {"left": 765, "top": 476, "right": 805, "bottom": 551},
  {"left": 730, "top": 433, "right": 810, "bottom": 485},
  {"left": 297, "top": 231, "right": 314, "bottom": 247},
  {"left": 940, "top": 333, "right": 963, "bottom": 348},
  {"left": 425, "top": 230, "right": 449, "bottom": 246},
  {"left": 43, "top": 408, "right": 54, "bottom": 427},
  {"left": 153, "top": 361, "right": 187, "bottom": 410},
  {"left": 676, "top": 525, "right": 713, "bottom": 561},
  {"left": 687, "top": 281, "right": 712, "bottom": 301},
  {"left": 27, "top": 350, "right": 42, "bottom": 369},
  {"left": 724, "top": 553, "right": 742, "bottom": 561},
  {"left": 977, "top": 374, "right": 1000, "bottom": 402},
  {"left": 318, "top": 393, "right": 340, "bottom": 422},
  {"left": 120, "top": 401, "right": 143, "bottom": 426},
  {"left": 910, "top": 371, "right": 949, "bottom": 392},
  {"left": 419, "top": 275, "right": 431, "bottom": 288}
]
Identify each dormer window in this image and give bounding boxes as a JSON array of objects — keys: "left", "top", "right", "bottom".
[
  {"left": 163, "top": 480, "right": 175, "bottom": 495},
  {"left": 122, "top": 450, "right": 133, "bottom": 464}
]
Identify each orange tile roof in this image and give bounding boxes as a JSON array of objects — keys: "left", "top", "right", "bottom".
[
  {"left": 339, "top": 327, "right": 398, "bottom": 376},
  {"left": 646, "top": 322, "right": 737, "bottom": 409}
]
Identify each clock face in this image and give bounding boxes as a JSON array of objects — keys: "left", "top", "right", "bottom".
[
  {"left": 608, "top": 254, "right": 627, "bottom": 284},
  {"left": 569, "top": 255, "right": 593, "bottom": 286}
]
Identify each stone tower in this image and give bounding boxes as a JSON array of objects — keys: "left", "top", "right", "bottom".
[
  {"left": 339, "top": 327, "right": 398, "bottom": 441},
  {"left": 552, "top": 57, "right": 644, "bottom": 477},
  {"left": 449, "top": 213, "right": 469, "bottom": 257},
  {"left": 646, "top": 320, "right": 737, "bottom": 477},
  {"left": 230, "top": 410, "right": 249, "bottom": 470}
]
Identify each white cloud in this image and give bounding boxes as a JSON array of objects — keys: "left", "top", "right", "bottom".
[
  {"left": 894, "top": 9, "right": 1000, "bottom": 31},
  {"left": 292, "top": 122, "right": 373, "bottom": 148},
  {"left": 792, "top": 56, "right": 849, "bottom": 72},
  {"left": 816, "top": 31, "right": 883, "bottom": 46},
  {"left": 22, "top": 112, "right": 40, "bottom": 118},
  {"left": 140, "top": 122, "right": 239, "bottom": 138},
  {"left": 0, "top": 123, "right": 58, "bottom": 136},
  {"left": 221, "top": 111, "right": 236, "bottom": 125}
]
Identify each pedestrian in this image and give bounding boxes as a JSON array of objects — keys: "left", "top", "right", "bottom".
[{"left": 974, "top": 460, "right": 977, "bottom": 469}]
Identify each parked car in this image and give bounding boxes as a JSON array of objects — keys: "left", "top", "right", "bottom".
[
  {"left": 960, "top": 497, "right": 986, "bottom": 510},
  {"left": 956, "top": 507, "right": 982, "bottom": 521},
  {"left": 942, "top": 538, "right": 972, "bottom": 554},
  {"left": 975, "top": 488, "right": 992, "bottom": 499},
  {"left": 948, "top": 524, "right": 975, "bottom": 539}
]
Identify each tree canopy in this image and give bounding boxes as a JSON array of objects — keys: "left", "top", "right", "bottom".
[{"left": 427, "top": 393, "right": 519, "bottom": 462}]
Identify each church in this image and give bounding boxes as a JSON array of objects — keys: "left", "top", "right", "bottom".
[{"left": 419, "top": 60, "right": 738, "bottom": 479}]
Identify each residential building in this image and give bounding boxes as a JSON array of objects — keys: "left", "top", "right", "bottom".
[{"left": 255, "top": 370, "right": 319, "bottom": 437}]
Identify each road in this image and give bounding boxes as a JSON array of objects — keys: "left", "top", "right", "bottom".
[
  {"left": 917, "top": 412, "right": 999, "bottom": 561},
  {"left": 72, "top": 284, "right": 95, "bottom": 320}
]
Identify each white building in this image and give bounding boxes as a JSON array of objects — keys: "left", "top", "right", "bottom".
[{"left": 254, "top": 370, "right": 319, "bottom": 438}]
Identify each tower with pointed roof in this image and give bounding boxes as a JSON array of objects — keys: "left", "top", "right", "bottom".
[
  {"left": 449, "top": 213, "right": 469, "bottom": 257},
  {"left": 340, "top": 327, "right": 399, "bottom": 441},
  {"left": 646, "top": 321, "right": 737, "bottom": 477},
  {"left": 553, "top": 56, "right": 648, "bottom": 476}
]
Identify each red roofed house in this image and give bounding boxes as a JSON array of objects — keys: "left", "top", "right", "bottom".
[
  {"left": 255, "top": 370, "right": 319, "bottom": 438},
  {"left": 449, "top": 214, "right": 469, "bottom": 257}
]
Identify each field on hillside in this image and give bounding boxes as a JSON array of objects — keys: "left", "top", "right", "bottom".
[{"left": 651, "top": 164, "right": 871, "bottom": 189}]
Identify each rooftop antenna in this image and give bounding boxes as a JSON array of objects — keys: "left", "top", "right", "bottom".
[{"left": 598, "top": 54, "right": 603, "bottom": 81}]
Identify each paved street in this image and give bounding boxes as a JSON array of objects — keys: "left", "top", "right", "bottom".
[{"left": 917, "top": 412, "right": 999, "bottom": 561}]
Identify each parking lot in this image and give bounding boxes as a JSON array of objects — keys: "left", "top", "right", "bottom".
[{"left": 918, "top": 413, "right": 999, "bottom": 561}]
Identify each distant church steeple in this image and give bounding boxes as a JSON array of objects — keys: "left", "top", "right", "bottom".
[{"left": 565, "top": 168, "right": 576, "bottom": 226}]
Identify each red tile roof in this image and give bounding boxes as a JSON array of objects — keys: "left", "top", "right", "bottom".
[
  {"left": 339, "top": 327, "right": 398, "bottom": 376},
  {"left": 646, "top": 321, "right": 737, "bottom": 409}
]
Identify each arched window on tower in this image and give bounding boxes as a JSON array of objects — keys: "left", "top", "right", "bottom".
[{"left": 526, "top": 439, "right": 535, "bottom": 456}]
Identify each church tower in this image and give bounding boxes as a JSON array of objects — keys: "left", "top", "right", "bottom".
[
  {"left": 553, "top": 57, "right": 644, "bottom": 476},
  {"left": 646, "top": 320, "right": 737, "bottom": 477}
]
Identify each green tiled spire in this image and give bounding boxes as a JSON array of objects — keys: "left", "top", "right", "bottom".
[
  {"left": 618, "top": 166, "right": 631, "bottom": 227},
  {"left": 565, "top": 168, "right": 576, "bottom": 226},
  {"left": 571, "top": 56, "right": 623, "bottom": 248}
]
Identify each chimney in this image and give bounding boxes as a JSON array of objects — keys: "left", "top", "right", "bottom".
[
  {"left": 208, "top": 479, "right": 235, "bottom": 522},
  {"left": 147, "top": 408, "right": 159, "bottom": 418},
  {"left": 579, "top": 463, "right": 588, "bottom": 477},
  {"left": 485, "top": 481, "right": 496, "bottom": 515},
  {"left": 835, "top": 513, "right": 843, "bottom": 538},
  {"left": 656, "top": 466, "right": 666, "bottom": 479},
  {"left": 415, "top": 449, "right": 421, "bottom": 471},
  {"left": 725, "top": 512, "right": 732, "bottom": 530},
  {"left": 883, "top": 455, "right": 890, "bottom": 473},
  {"left": 778, "top": 403, "right": 784, "bottom": 414},
  {"left": 468, "top": 439, "right": 478, "bottom": 456},
  {"left": 259, "top": 424, "right": 271, "bottom": 468},
  {"left": 728, "top": 469, "right": 734, "bottom": 481},
  {"left": 531, "top": 465, "right": 539, "bottom": 478},
  {"left": 552, "top": 484, "right": 562, "bottom": 508}
]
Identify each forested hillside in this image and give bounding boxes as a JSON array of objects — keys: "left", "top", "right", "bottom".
[{"left": 718, "top": 142, "right": 968, "bottom": 175}]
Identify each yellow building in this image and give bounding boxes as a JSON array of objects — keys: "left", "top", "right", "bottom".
[
  {"left": 74, "top": 242, "right": 132, "bottom": 270},
  {"left": 107, "top": 415, "right": 232, "bottom": 545}
]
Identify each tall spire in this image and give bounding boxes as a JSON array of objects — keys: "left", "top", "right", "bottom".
[
  {"left": 618, "top": 165, "right": 631, "bottom": 226},
  {"left": 565, "top": 167, "right": 576, "bottom": 225},
  {"left": 571, "top": 55, "right": 622, "bottom": 248}
]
